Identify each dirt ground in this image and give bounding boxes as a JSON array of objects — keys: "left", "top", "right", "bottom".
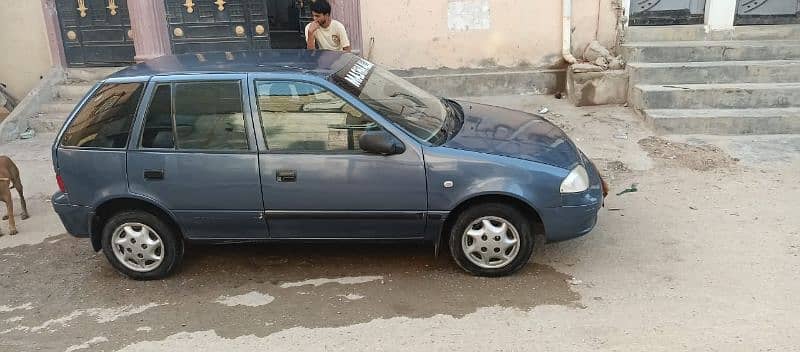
[{"left": 0, "top": 95, "right": 798, "bottom": 351}]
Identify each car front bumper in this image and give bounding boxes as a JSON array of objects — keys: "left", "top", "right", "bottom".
[
  {"left": 540, "top": 154, "right": 605, "bottom": 242},
  {"left": 539, "top": 201, "right": 601, "bottom": 242}
]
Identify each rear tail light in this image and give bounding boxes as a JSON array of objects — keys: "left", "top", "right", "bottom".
[{"left": 56, "top": 174, "right": 66, "bottom": 193}]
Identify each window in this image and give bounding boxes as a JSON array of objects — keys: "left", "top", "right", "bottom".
[
  {"left": 256, "top": 81, "right": 376, "bottom": 152},
  {"left": 140, "top": 81, "right": 248, "bottom": 151},
  {"left": 331, "top": 58, "right": 448, "bottom": 144},
  {"left": 141, "top": 85, "right": 173, "bottom": 148},
  {"left": 61, "top": 83, "right": 144, "bottom": 148}
]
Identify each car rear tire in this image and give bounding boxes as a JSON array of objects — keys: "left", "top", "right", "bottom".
[
  {"left": 101, "top": 210, "right": 183, "bottom": 280},
  {"left": 448, "top": 203, "right": 534, "bottom": 277}
]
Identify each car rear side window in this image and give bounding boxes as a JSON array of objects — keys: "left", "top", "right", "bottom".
[
  {"left": 61, "top": 83, "right": 144, "bottom": 148},
  {"left": 141, "top": 85, "right": 174, "bottom": 149},
  {"left": 140, "top": 81, "right": 249, "bottom": 151}
]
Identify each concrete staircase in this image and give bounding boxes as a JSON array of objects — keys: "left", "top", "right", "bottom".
[
  {"left": 28, "top": 68, "right": 121, "bottom": 133},
  {"left": 622, "top": 24, "right": 800, "bottom": 134}
]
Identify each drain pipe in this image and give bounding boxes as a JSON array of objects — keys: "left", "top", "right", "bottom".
[{"left": 562, "top": 0, "right": 577, "bottom": 64}]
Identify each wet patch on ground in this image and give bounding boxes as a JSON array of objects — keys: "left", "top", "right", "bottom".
[{"left": 0, "top": 235, "right": 579, "bottom": 351}]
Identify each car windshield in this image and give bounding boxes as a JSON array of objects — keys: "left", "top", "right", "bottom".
[{"left": 331, "top": 58, "right": 449, "bottom": 144}]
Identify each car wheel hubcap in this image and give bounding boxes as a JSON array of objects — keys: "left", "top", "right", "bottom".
[
  {"left": 461, "top": 216, "right": 520, "bottom": 269},
  {"left": 111, "top": 222, "right": 164, "bottom": 272}
]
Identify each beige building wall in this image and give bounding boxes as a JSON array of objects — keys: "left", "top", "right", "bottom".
[
  {"left": 0, "top": 0, "right": 53, "bottom": 100},
  {"left": 360, "top": 0, "right": 619, "bottom": 70}
]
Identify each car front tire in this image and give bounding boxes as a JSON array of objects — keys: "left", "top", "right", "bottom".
[
  {"left": 101, "top": 210, "right": 183, "bottom": 280},
  {"left": 448, "top": 203, "right": 534, "bottom": 277}
]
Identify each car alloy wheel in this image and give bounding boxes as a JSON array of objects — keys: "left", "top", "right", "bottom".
[
  {"left": 111, "top": 222, "right": 165, "bottom": 272},
  {"left": 460, "top": 216, "right": 521, "bottom": 269}
]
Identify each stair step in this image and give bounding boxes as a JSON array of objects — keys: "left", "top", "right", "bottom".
[
  {"left": 40, "top": 100, "right": 78, "bottom": 114},
  {"left": 56, "top": 84, "right": 94, "bottom": 100},
  {"left": 643, "top": 108, "right": 800, "bottom": 135},
  {"left": 631, "top": 83, "right": 800, "bottom": 110},
  {"left": 625, "top": 24, "right": 800, "bottom": 42},
  {"left": 621, "top": 40, "right": 800, "bottom": 63},
  {"left": 66, "top": 67, "right": 124, "bottom": 82},
  {"left": 28, "top": 113, "right": 68, "bottom": 133},
  {"left": 627, "top": 60, "right": 800, "bottom": 85}
]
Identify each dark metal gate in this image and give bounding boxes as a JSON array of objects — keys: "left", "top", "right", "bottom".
[
  {"left": 630, "top": 0, "right": 707, "bottom": 26},
  {"left": 165, "top": 0, "right": 274, "bottom": 54},
  {"left": 56, "top": 0, "right": 135, "bottom": 67},
  {"left": 735, "top": 0, "right": 800, "bottom": 25}
]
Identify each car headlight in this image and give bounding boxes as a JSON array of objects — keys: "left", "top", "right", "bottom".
[{"left": 560, "top": 165, "right": 589, "bottom": 193}]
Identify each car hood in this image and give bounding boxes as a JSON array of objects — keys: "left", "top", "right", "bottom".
[{"left": 443, "top": 101, "right": 580, "bottom": 169}]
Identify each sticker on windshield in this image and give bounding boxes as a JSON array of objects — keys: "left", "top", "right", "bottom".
[
  {"left": 334, "top": 58, "right": 375, "bottom": 96},
  {"left": 344, "top": 59, "right": 374, "bottom": 88}
]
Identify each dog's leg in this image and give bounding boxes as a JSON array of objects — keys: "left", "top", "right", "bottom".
[
  {"left": 1, "top": 191, "right": 15, "bottom": 236},
  {"left": 0, "top": 179, "right": 6, "bottom": 222},
  {"left": 0, "top": 181, "right": 7, "bottom": 234},
  {"left": 14, "top": 178, "right": 28, "bottom": 220}
]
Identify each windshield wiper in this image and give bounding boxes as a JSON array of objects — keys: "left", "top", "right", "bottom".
[
  {"left": 390, "top": 92, "right": 426, "bottom": 107},
  {"left": 441, "top": 98, "right": 464, "bottom": 122},
  {"left": 440, "top": 98, "right": 464, "bottom": 139}
]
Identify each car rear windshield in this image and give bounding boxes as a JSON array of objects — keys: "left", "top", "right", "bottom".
[{"left": 61, "top": 82, "right": 144, "bottom": 148}]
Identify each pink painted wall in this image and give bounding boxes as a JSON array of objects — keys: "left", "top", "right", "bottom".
[
  {"left": 359, "top": 0, "right": 619, "bottom": 70},
  {"left": 331, "top": 0, "right": 363, "bottom": 53}
]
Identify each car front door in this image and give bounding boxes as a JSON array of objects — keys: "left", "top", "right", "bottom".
[
  {"left": 251, "top": 77, "right": 428, "bottom": 239},
  {"left": 127, "top": 75, "right": 266, "bottom": 240}
]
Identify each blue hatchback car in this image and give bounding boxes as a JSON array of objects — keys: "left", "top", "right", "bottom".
[{"left": 51, "top": 50, "right": 606, "bottom": 280}]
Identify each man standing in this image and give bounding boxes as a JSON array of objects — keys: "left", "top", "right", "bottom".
[{"left": 305, "top": 0, "right": 351, "bottom": 52}]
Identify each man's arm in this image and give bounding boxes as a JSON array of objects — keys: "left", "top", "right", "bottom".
[
  {"left": 338, "top": 22, "right": 351, "bottom": 52},
  {"left": 305, "top": 22, "right": 319, "bottom": 50}
]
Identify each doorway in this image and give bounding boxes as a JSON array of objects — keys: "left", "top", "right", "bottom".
[
  {"left": 55, "top": 0, "right": 135, "bottom": 66},
  {"left": 164, "top": 0, "right": 308, "bottom": 54},
  {"left": 735, "top": 0, "right": 800, "bottom": 25},
  {"left": 630, "top": 0, "right": 707, "bottom": 26}
]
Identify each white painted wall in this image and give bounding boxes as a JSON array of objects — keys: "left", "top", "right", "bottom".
[{"left": 705, "top": 0, "right": 736, "bottom": 30}]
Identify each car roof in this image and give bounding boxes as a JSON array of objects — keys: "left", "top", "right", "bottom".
[{"left": 108, "top": 50, "right": 356, "bottom": 79}]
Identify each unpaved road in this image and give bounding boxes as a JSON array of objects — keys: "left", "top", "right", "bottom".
[{"left": 1, "top": 95, "right": 798, "bottom": 351}]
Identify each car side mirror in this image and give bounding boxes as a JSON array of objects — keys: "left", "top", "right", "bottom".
[{"left": 359, "top": 130, "right": 405, "bottom": 155}]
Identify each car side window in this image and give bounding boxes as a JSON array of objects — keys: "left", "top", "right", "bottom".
[
  {"left": 140, "top": 81, "right": 249, "bottom": 151},
  {"left": 61, "top": 83, "right": 144, "bottom": 148},
  {"left": 141, "top": 84, "right": 174, "bottom": 149},
  {"left": 255, "top": 81, "right": 377, "bottom": 152}
]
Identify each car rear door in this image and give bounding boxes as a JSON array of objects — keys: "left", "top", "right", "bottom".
[
  {"left": 249, "top": 75, "right": 428, "bottom": 239},
  {"left": 127, "top": 74, "right": 266, "bottom": 240}
]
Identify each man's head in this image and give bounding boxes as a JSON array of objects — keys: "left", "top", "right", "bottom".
[{"left": 311, "top": 0, "right": 332, "bottom": 27}]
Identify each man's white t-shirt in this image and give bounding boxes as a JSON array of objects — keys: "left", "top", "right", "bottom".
[{"left": 305, "top": 20, "right": 350, "bottom": 51}]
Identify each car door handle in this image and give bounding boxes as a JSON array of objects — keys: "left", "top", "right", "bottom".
[
  {"left": 276, "top": 169, "right": 296, "bottom": 182},
  {"left": 144, "top": 169, "right": 164, "bottom": 180}
]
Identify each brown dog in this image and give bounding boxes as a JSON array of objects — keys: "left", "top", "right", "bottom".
[{"left": 0, "top": 155, "right": 28, "bottom": 236}]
